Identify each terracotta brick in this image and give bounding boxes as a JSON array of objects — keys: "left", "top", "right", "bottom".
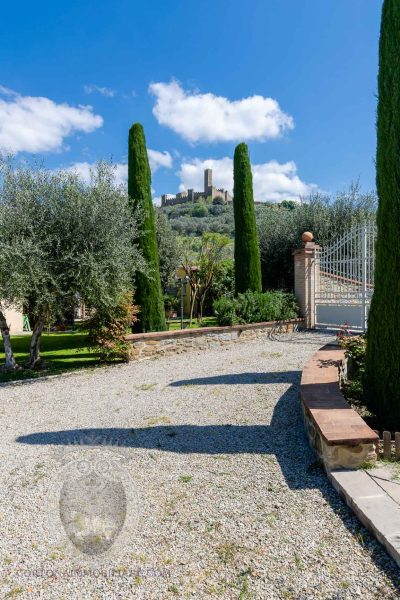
[{"left": 301, "top": 344, "right": 378, "bottom": 447}]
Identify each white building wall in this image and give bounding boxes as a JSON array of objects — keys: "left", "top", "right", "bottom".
[{"left": 4, "top": 307, "right": 24, "bottom": 334}]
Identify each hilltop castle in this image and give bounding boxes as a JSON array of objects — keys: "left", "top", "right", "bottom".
[{"left": 161, "top": 169, "right": 232, "bottom": 207}]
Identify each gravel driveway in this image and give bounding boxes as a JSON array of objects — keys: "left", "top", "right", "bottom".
[{"left": 1, "top": 330, "right": 399, "bottom": 599}]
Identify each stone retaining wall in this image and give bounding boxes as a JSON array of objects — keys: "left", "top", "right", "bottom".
[{"left": 125, "top": 319, "right": 303, "bottom": 362}]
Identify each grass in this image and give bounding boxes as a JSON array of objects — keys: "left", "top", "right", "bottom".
[
  {"left": 0, "top": 332, "right": 101, "bottom": 383},
  {"left": 179, "top": 474, "right": 193, "bottom": 484},
  {"left": 166, "top": 316, "right": 217, "bottom": 331},
  {"left": 1, "top": 316, "right": 219, "bottom": 383},
  {"left": 216, "top": 542, "right": 238, "bottom": 564},
  {"left": 5, "top": 588, "right": 24, "bottom": 599}
]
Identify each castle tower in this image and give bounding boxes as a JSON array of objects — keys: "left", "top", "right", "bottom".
[{"left": 204, "top": 168, "right": 213, "bottom": 196}]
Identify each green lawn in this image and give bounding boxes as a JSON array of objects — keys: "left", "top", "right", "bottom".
[
  {"left": 0, "top": 318, "right": 219, "bottom": 383},
  {"left": 166, "top": 317, "right": 217, "bottom": 331},
  {"left": 0, "top": 332, "right": 100, "bottom": 383}
]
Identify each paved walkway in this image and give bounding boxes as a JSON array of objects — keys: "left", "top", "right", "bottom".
[
  {"left": 331, "top": 464, "right": 400, "bottom": 571},
  {"left": 1, "top": 331, "right": 400, "bottom": 599}
]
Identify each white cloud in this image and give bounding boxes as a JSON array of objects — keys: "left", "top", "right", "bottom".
[
  {"left": 178, "top": 157, "right": 233, "bottom": 193},
  {"left": 177, "top": 157, "right": 317, "bottom": 203},
  {"left": 65, "top": 162, "right": 128, "bottom": 186},
  {"left": 149, "top": 80, "right": 294, "bottom": 143},
  {"left": 147, "top": 149, "right": 173, "bottom": 173},
  {"left": 0, "top": 87, "right": 103, "bottom": 154},
  {"left": 84, "top": 84, "right": 116, "bottom": 98},
  {"left": 66, "top": 148, "right": 172, "bottom": 187}
]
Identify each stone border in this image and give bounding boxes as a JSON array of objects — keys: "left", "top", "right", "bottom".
[
  {"left": 125, "top": 318, "right": 303, "bottom": 361},
  {"left": 300, "top": 343, "right": 378, "bottom": 469},
  {"left": 329, "top": 469, "right": 400, "bottom": 568},
  {"left": 300, "top": 346, "right": 400, "bottom": 567}
]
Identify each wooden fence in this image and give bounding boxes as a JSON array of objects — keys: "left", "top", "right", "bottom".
[{"left": 374, "top": 431, "right": 400, "bottom": 460}]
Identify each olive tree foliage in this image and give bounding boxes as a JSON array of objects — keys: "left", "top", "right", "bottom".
[
  {"left": 0, "top": 158, "right": 144, "bottom": 370},
  {"left": 257, "top": 184, "right": 377, "bottom": 290},
  {"left": 155, "top": 209, "right": 181, "bottom": 292}
]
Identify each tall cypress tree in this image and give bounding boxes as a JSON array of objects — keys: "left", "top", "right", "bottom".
[
  {"left": 233, "top": 143, "right": 262, "bottom": 294},
  {"left": 128, "top": 123, "right": 166, "bottom": 332},
  {"left": 365, "top": 0, "right": 400, "bottom": 428}
]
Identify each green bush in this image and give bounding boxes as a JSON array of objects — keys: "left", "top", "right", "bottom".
[
  {"left": 213, "top": 290, "right": 298, "bottom": 326},
  {"left": 191, "top": 202, "right": 208, "bottom": 218},
  {"left": 339, "top": 334, "right": 367, "bottom": 405},
  {"left": 212, "top": 296, "right": 238, "bottom": 326},
  {"left": 87, "top": 293, "right": 138, "bottom": 362}
]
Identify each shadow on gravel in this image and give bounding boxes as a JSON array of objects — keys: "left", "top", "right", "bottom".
[
  {"left": 169, "top": 371, "right": 299, "bottom": 386},
  {"left": 15, "top": 373, "right": 400, "bottom": 589}
]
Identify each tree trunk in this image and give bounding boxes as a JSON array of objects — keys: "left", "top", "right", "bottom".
[
  {"left": 189, "top": 288, "right": 197, "bottom": 326},
  {"left": 198, "top": 296, "right": 205, "bottom": 323},
  {"left": 29, "top": 317, "right": 45, "bottom": 369},
  {"left": 0, "top": 310, "right": 17, "bottom": 370}
]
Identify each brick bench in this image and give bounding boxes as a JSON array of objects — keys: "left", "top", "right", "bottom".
[{"left": 301, "top": 344, "right": 378, "bottom": 469}]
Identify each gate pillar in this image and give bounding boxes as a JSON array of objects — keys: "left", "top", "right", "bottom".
[{"left": 292, "top": 232, "right": 320, "bottom": 329}]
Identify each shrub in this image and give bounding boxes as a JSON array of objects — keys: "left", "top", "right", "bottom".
[
  {"left": 163, "top": 293, "right": 179, "bottom": 313},
  {"left": 212, "top": 296, "right": 238, "bottom": 326},
  {"left": 338, "top": 335, "right": 367, "bottom": 405},
  {"left": 209, "top": 204, "right": 225, "bottom": 216},
  {"left": 191, "top": 202, "right": 208, "bottom": 218},
  {"left": 213, "top": 290, "right": 298, "bottom": 326},
  {"left": 87, "top": 293, "right": 138, "bottom": 362}
]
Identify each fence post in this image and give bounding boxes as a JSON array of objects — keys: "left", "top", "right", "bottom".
[
  {"left": 292, "top": 232, "right": 320, "bottom": 329},
  {"left": 361, "top": 224, "right": 368, "bottom": 332}
]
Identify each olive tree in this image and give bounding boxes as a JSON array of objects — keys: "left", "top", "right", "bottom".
[
  {"left": 257, "top": 185, "right": 376, "bottom": 290},
  {"left": 0, "top": 158, "right": 143, "bottom": 369}
]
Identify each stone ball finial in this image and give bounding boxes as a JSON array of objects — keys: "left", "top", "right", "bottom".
[{"left": 301, "top": 231, "right": 314, "bottom": 243}]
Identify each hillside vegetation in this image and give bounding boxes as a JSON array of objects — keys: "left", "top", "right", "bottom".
[{"left": 159, "top": 186, "right": 376, "bottom": 290}]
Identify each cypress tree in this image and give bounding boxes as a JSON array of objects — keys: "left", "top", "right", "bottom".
[
  {"left": 365, "top": 0, "right": 400, "bottom": 428},
  {"left": 128, "top": 123, "right": 166, "bottom": 332},
  {"left": 233, "top": 143, "right": 262, "bottom": 294}
]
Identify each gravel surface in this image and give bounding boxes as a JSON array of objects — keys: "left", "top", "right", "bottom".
[{"left": 1, "top": 330, "right": 400, "bottom": 599}]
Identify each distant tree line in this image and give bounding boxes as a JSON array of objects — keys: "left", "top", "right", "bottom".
[{"left": 160, "top": 184, "right": 377, "bottom": 291}]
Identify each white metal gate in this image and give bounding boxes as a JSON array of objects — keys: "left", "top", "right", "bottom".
[{"left": 314, "top": 222, "right": 376, "bottom": 331}]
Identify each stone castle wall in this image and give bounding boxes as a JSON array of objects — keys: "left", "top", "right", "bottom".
[{"left": 161, "top": 169, "right": 232, "bottom": 207}]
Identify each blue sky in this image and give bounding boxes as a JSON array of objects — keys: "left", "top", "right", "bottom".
[{"left": 0, "top": 0, "right": 382, "bottom": 203}]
